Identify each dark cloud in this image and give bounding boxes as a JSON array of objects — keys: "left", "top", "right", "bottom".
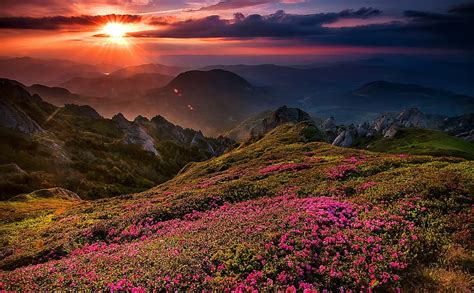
[
  {"left": 449, "top": 2, "right": 474, "bottom": 14},
  {"left": 132, "top": 8, "right": 381, "bottom": 38},
  {"left": 0, "top": 14, "right": 143, "bottom": 30},
  {"left": 129, "top": 3, "right": 473, "bottom": 51}
]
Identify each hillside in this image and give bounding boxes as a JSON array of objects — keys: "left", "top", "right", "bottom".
[
  {"left": 354, "top": 128, "right": 474, "bottom": 159},
  {"left": 141, "top": 70, "right": 272, "bottom": 135},
  {"left": 223, "top": 105, "right": 321, "bottom": 142},
  {"left": 1, "top": 122, "right": 472, "bottom": 291},
  {"left": 0, "top": 78, "right": 233, "bottom": 200}
]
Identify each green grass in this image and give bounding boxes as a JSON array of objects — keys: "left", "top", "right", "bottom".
[
  {"left": 1, "top": 123, "right": 473, "bottom": 291},
  {"left": 356, "top": 128, "right": 474, "bottom": 159}
]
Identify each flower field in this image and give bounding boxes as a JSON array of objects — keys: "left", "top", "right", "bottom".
[{"left": 1, "top": 122, "right": 473, "bottom": 291}]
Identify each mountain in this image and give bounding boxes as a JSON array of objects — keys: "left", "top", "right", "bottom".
[
  {"left": 60, "top": 72, "right": 174, "bottom": 98},
  {"left": 110, "top": 63, "right": 185, "bottom": 78},
  {"left": 140, "top": 69, "right": 271, "bottom": 135},
  {"left": 223, "top": 105, "right": 318, "bottom": 142},
  {"left": 354, "top": 127, "right": 474, "bottom": 160},
  {"left": 1, "top": 122, "right": 472, "bottom": 291},
  {"left": 27, "top": 84, "right": 83, "bottom": 106},
  {"left": 202, "top": 59, "right": 474, "bottom": 95},
  {"left": 351, "top": 81, "right": 474, "bottom": 116},
  {"left": 201, "top": 63, "right": 474, "bottom": 124},
  {"left": 329, "top": 107, "right": 474, "bottom": 159},
  {"left": 0, "top": 78, "right": 234, "bottom": 200},
  {"left": 440, "top": 113, "right": 474, "bottom": 142},
  {"left": 0, "top": 57, "right": 104, "bottom": 86}
]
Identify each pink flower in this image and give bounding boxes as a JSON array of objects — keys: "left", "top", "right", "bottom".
[{"left": 259, "top": 163, "right": 310, "bottom": 175}]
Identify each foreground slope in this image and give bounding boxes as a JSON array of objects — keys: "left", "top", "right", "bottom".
[{"left": 1, "top": 122, "right": 473, "bottom": 291}]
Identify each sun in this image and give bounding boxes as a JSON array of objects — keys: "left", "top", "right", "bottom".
[{"left": 103, "top": 22, "right": 128, "bottom": 38}]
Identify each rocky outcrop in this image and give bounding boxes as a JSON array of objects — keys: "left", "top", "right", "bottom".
[
  {"left": 191, "top": 131, "right": 215, "bottom": 154},
  {"left": 397, "top": 108, "right": 427, "bottom": 128},
  {"left": 332, "top": 126, "right": 356, "bottom": 147},
  {"left": 112, "top": 113, "right": 234, "bottom": 157},
  {"left": 115, "top": 116, "right": 160, "bottom": 156},
  {"left": 456, "top": 129, "right": 474, "bottom": 142},
  {"left": 0, "top": 79, "right": 45, "bottom": 134},
  {"left": 439, "top": 113, "right": 474, "bottom": 141},
  {"left": 383, "top": 125, "right": 398, "bottom": 138},
  {"left": 226, "top": 106, "right": 313, "bottom": 142},
  {"left": 320, "top": 117, "right": 337, "bottom": 133},
  {"left": 258, "top": 106, "right": 312, "bottom": 134},
  {"left": 332, "top": 107, "right": 474, "bottom": 147},
  {"left": 0, "top": 99, "right": 44, "bottom": 134}
]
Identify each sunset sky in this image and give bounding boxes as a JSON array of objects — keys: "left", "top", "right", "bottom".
[{"left": 0, "top": 0, "right": 472, "bottom": 66}]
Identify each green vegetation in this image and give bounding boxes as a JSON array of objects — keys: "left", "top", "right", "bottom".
[
  {"left": 1, "top": 122, "right": 472, "bottom": 291},
  {"left": 0, "top": 106, "right": 220, "bottom": 200},
  {"left": 355, "top": 128, "right": 474, "bottom": 159}
]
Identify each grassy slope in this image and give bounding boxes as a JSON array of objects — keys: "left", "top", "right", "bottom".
[
  {"left": 0, "top": 122, "right": 473, "bottom": 291},
  {"left": 0, "top": 106, "right": 208, "bottom": 199},
  {"left": 356, "top": 128, "right": 474, "bottom": 160}
]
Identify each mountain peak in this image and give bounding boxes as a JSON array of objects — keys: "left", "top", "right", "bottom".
[
  {"left": 63, "top": 104, "right": 102, "bottom": 119},
  {"left": 134, "top": 115, "right": 149, "bottom": 124},
  {"left": 168, "top": 69, "right": 252, "bottom": 91},
  {"left": 224, "top": 106, "right": 314, "bottom": 142}
]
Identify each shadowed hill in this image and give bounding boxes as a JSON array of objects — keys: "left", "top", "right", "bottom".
[
  {"left": 142, "top": 69, "right": 271, "bottom": 135},
  {"left": 0, "top": 78, "right": 234, "bottom": 200}
]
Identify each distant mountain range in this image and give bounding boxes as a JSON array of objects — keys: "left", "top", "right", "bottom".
[
  {"left": 201, "top": 63, "right": 474, "bottom": 123},
  {"left": 60, "top": 72, "right": 173, "bottom": 98},
  {"left": 0, "top": 57, "right": 108, "bottom": 86},
  {"left": 23, "top": 71, "right": 474, "bottom": 135},
  {"left": 0, "top": 78, "right": 234, "bottom": 200},
  {"left": 109, "top": 63, "right": 185, "bottom": 78},
  {"left": 1, "top": 56, "right": 473, "bottom": 136}
]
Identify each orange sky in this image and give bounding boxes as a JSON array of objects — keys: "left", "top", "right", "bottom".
[{"left": 0, "top": 1, "right": 470, "bottom": 66}]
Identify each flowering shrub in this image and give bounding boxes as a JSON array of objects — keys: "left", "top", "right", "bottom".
[
  {"left": 1, "top": 125, "right": 472, "bottom": 291},
  {"left": 327, "top": 164, "right": 358, "bottom": 180},
  {"left": 358, "top": 181, "right": 377, "bottom": 192},
  {"left": 2, "top": 194, "right": 421, "bottom": 291},
  {"left": 259, "top": 163, "right": 311, "bottom": 175}
]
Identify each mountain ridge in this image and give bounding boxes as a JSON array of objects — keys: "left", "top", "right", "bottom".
[{"left": 0, "top": 78, "right": 234, "bottom": 200}]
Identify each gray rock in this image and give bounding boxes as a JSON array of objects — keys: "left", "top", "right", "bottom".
[
  {"left": 397, "top": 108, "right": 427, "bottom": 128},
  {"left": 321, "top": 117, "right": 337, "bottom": 133},
  {"left": 383, "top": 125, "right": 398, "bottom": 138},
  {"left": 0, "top": 99, "right": 44, "bottom": 134},
  {"left": 122, "top": 122, "right": 160, "bottom": 156},
  {"left": 191, "top": 131, "right": 215, "bottom": 154},
  {"left": 332, "top": 127, "right": 356, "bottom": 147}
]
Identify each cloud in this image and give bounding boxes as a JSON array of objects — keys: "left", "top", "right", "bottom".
[
  {"left": 196, "top": 0, "right": 277, "bottom": 11},
  {"left": 0, "top": 14, "right": 143, "bottom": 30},
  {"left": 449, "top": 2, "right": 474, "bottom": 14},
  {"left": 128, "top": 3, "right": 474, "bottom": 51},
  {"left": 132, "top": 8, "right": 381, "bottom": 38},
  {"left": 194, "top": 0, "right": 306, "bottom": 12}
]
